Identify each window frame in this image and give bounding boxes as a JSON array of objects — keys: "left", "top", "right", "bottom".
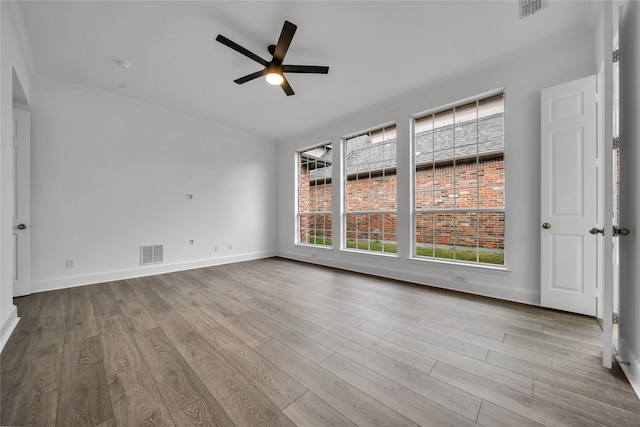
[
  {"left": 342, "top": 123, "right": 398, "bottom": 256},
  {"left": 295, "top": 142, "right": 334, "bottom": 248},
  {"left": 411, "top": 90, "right": 506, "bottom": 267}
]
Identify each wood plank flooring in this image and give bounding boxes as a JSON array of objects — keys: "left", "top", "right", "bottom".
[{"left": 1, "top": 257, "right": 639, "bottom": 426}]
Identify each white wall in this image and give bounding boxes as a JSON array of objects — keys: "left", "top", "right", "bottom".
[
  {"left": 276, "top": 28, "right": 595, "bottom": 305},
  {"left": 1, "top": 2, "right": 32, "bottom": 350},
  {"left": 29, "top": 75, "right": 277, "bottom": 291},
  {"left": 616, "top": 0, "right": 640, "bottom": 396}
]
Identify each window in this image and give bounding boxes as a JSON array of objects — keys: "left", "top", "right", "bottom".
[
  {"left": 297, "top": 143, "right": 332, "bottom": 246},
  {"left": 414, "top": 94, "right": 505, "bottom": 265},
  {"left": 344, "top": 125, "right": 397, "bottom": 254}
]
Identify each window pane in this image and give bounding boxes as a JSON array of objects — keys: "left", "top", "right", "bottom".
[
  {"left": 415, "top": 115, "right": 434, "bottom": 166},
  {"left": 414, "top": 93, "right": 504, "bottom": 265},
  {"left": 312, "top": 213, "right": 332, "bottom": 246},
  {"left": 416, "top": 212, "right": 435, "bottom": 257},
  {"left": 454, "top": 101, "right": 478, "bottom": 155},
  {"left": 415, "top": 189, "right": 432, "bottom": 210},
  {"left": 454, "top": 211, "right": 478, "bottom": 249},
  {"left": 434, "top": 212, "right": 454, "bottom": 250},
  {"left": 345, "top": 213, "right": 357, "bottom": 241},
  {"left": 299, "top": 215, "right": 311, "bottom": 244},
  {"left": 456, "top": 186, "right": 478, "bottom": 209},
  {"left": 433, "top": 187, "right": 455, "bottom": 209},
  {"left": 344, "top": 125, "right": 397, "bottom": 255},
  {"left": 433, "top": 110, "right": 454, "bottom": 154},
  {"left": 297, "top": 143, "right": 332, "bottom": 247},
  {"left": 383, "top": 213, "right": 397, "bottom": 252},
  {"left": 347, "top": 213, "right": 372, "bottom": 250},
  {"left": 478, "top": 212, "right": 504, "bottom": 245},
  {"left": 454, "top": 160, "right": 478, "bottom": 184}
]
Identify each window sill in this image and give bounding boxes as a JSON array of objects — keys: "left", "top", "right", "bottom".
[{"left": 295, "top": 243, "right": 334, "bottom": 250}]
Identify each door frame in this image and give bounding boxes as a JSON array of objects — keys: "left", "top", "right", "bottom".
[
  {"left": 12, "top": 105, "right": 31, "bottom": 297},
  {"left": 601, "top": 0, "right": 615, "bottom": 370}
]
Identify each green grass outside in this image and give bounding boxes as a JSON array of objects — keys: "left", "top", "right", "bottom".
[
  {"left": 346, "top": 240, "right": 396, "bottom": 253},
  {"left": 415, "top": 246, "right": 504, "bottom": 265},
  {"left": 307, "top": 237, "right": 504, "bottom": 265},
  {"left": 308, "top": 237, "right": 333, "bottom": 247}
]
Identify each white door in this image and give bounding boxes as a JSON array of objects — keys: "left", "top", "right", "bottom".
[
  {"left": 13, "top": 107, "right": 31, "bottom": 297},
  {"left": 540, "top": 75, "right": 598, "bottom": 316}
]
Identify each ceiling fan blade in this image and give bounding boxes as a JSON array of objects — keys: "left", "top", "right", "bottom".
[
  {"left": 282, "top": 65, "right": 329, "bottom": 74},
  {"left": 234, "top": 70, "right": 266, "bottom": 84},
  {"left": 272, "top": 21, "right": 297, "bottom": 65},
  {"left": 216, "top": 34, "right": 267, "bottom": 66},
  {"left": 281, "top": 77, "right": 295, "bottom": 96}
]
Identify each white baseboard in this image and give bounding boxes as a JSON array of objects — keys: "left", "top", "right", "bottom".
[
  {"left": 277, "top": 250, "right": 538, "bottom": 306},
  {"left": 30, "top": 250, "right": 277, "bottom": 293},
  {"left": 0, "top": 305, "right": 19, "bottom": 353},
  {"left": 618, "top": 338, "right": 640, "bottom": 400}
]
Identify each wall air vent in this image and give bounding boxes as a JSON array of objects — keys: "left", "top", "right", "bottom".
[
  {"left": 140, "top": 244, "right": 164, "bottom": 265},
  {"left": 520, "top": 0, "right": 545, "bottom": 19}
]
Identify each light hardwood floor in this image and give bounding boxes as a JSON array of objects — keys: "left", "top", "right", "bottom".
[{"left": 1, "top": 257, "right": 639, "bottom": 426}]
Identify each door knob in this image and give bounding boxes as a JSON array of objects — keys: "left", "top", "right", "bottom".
[
  {"left": 589, "top": 227, "right": 604, "bottom": 235},
  {"left": 542, "top": 223, "right": 551, "bottom": 229},
  {"left": 613, "top": 226, "right": 630, "bottom": 236},
  {"left": 17, "top": 224, "right": 26, "bottom": 230}
]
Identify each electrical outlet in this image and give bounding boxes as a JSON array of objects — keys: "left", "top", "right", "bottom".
[
  {"left": 228, "top": 244, "right": 233, "bottom": 251},
  {"left": 214, "top": 245, "right": 219, "bottom": 252},
  {"left": 452, "top": 273, "right": 465, "bottom": 282},
  {"left": 66, "top": 258, "right": 75, "bottom": 268}
]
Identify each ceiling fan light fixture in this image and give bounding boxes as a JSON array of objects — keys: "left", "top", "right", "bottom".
[
  {"left": 216, "top": 20, "right": 328, "bottom": 96},
  {"left": 265, "top": 71, "right": 284, "bottom": 86}
]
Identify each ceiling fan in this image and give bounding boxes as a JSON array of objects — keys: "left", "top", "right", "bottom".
[{"left": 216, "top": 20, "right": 329, "bottom": 96}]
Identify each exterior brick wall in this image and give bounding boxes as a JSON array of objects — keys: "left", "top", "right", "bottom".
[
  {"left": 414, "top": 156, "right": 504, "bottom": 249},
  {"left": 415, "top": 211, "right": 504, "bottom": 249},
  {"left": 345, "top": 174, "right": 397, "bottom": 211},
  {"left": 300, "top": 155, "right": 504, "bottom": 249},
  {"left": 416, "top": 156, "right": 504, "bottom": 210}
]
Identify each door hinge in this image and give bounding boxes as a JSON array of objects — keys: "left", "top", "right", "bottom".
[
  {"left": 613, "top": 137, "right": 620, "bottom": 149},
  {"left": 613, "top": 312, "right": 619, "bottom": 324},
  {"left": 613, "top": 49, "right": 620, "bottom": 63},
  {"left": 615, "top": 353, "right": 630, "bottom": 366}
]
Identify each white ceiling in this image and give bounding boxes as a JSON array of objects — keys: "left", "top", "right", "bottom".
[{"left": 18, "top": 1, "right": 598, "bottom": 140}]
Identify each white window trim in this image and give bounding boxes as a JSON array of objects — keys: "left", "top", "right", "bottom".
[
  {"left": 411, "top": 92, "right": 506, "bottom": 267},
  {"left": 342, "top": 123, "right": 398, "bottom": 255},
  {"left": 296, "top": 142, "right": 333, "bottom": 248}
]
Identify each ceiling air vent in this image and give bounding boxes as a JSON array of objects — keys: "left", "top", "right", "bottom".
[
  {"left": 140, "top": 244, "right": 164, "bottom": 265},
  {"left": 520, "top": 0, "right": 545, "bottom": 19}
]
